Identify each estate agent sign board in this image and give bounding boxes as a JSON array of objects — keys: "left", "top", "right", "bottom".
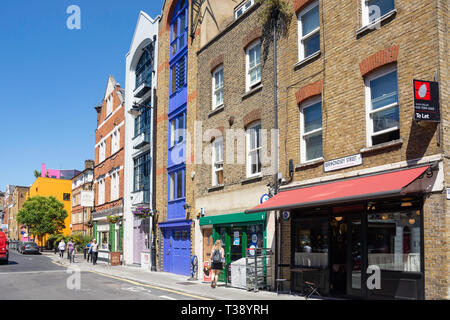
[{"left": 413, "top": 80, "right": 440, "bottom": 122}]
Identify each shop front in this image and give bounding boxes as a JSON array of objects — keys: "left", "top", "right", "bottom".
[
  {"left": 199, "top": 212, "right": 267, "bottom": 284},
  {"left": 246, "top": 165, "right": 440, "bottom": 300}
]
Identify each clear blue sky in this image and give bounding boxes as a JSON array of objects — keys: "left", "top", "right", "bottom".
[{"left": 0, "top": 0, "right": 163, "bottom": 191}]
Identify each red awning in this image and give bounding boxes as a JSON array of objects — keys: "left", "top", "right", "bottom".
[{"left": 246, "top": 166, "right": 430, "bottom": 213}]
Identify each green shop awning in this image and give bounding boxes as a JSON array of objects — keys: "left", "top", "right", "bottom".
[{"left": 199, "top": 211, "right": 266, "bottom": 226}]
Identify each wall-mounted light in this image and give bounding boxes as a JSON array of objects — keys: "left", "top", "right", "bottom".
[
  {"left": 401, "top": 202, "right": 413, "bottom": 207},
  {"left": 335, "top": 216, "right": 343, "bottom": 222},
  {"left": 409, "top": 218, "right": 416, "bottom": 225}
]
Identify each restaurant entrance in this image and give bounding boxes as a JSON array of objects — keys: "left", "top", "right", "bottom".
[{"left": 329, "top": 212, "right": 363, "bottom": 297}]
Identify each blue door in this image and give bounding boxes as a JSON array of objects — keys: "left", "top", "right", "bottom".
[{"left": 163, "top": 227, "right": 191, "bottom": 276}]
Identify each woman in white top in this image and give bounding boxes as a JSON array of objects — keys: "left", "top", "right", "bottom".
[{"left": 58, "top": 240, "right": 66, "bottom": 259}]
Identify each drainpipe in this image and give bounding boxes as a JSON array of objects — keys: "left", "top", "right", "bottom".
[{"left": 272, "top": 8, "right": 280, "bottom": 287}]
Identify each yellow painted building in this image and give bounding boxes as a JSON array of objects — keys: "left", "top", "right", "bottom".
[{"left": 27, "top": 177, "right": 72, "bottom": 244}]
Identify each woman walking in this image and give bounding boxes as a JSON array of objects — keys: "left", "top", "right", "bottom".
[
  {"left": 67, "top": 238, "right": 76, "bottom": 263},
  {"left": 210, "top": 240, "right": 225, "bottom": 288},
  {"left": 57, "top": 239, "right": 66, "bottom": 259}
]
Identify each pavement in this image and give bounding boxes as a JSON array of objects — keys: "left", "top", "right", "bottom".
[{"left": 41, "top": 251, "right": 309, "bottom": 300}]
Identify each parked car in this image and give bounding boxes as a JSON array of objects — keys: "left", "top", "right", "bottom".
[
  {"left": 0, "top": 232, "right": 9, "bottom": 264},
  {"left": 19, "top": 242, "right": 40, "bottom": 254}
]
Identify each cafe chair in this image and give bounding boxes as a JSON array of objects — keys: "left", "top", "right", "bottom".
[{"left": 304, "top": 281, "right": 321, "bottom": 300}]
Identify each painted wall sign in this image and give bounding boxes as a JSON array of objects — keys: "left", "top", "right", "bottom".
[
  {"left": 324, "top": 154, "right": 363, "bottom": 172},
  {"left": 81, "top": 191, "right": 94, "bottom": 207},
  {"left": 413, "top": 80, "right": 440, "bottom": 122}
]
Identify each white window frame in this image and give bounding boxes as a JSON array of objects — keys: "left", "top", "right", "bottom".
[
  {"left": 212, "top": 137, "right": 224, "bottom": 186},
  {"left": 246, "top": 41, "right": 261, "bottom": 92},
  {"left": 300, "top": 96, "right": 323, "bottom": 163},
  {"left": 99, "top": 142, "right": 106, "bottom": 163},
  {"left": 212, "top": 66, "right": 224, "bottom": 110},
  {"left": 364, "top": 65, "right": 399, "bottom": 147},
  {"left": 234, "top": 0, "right": 255, "bottom": 19},
  {"left": 98, "top": 179, "right": 105, "bottom": 205},
  {"left": 111, "top": 129, "right": 120, "bottom": 154},
  {"left": 361, "top": 0, "right": 396, "bottom": 27},
  {"left": 106, "top": 95, "right": 113, "bottom": 116},
  {"left": 297, "top": 0, "right": 320, "bottom": 62},
  {"left": 110, "top": 172, "right": 119, "bottom": 201},
  {"left": 246, "top": 122, "right": 262, "bottom": 178}
]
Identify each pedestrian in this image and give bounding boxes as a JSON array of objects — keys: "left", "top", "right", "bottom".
[
  {"left": 86, "top": 240, "right": 92, "bottom": 262},
  {"left": 210, "top": 240, "right": 225, "bottom": 288},
  {"left": 58, "top": 239, "right": 66, "bottom": 259},
  {"left": 91, "top": 239, "right": 98, "bottom": 265},
  {"left": 83, "top": 241, "right": 92, "bottom": 261},
  {"left": 67, "top": 238, "right": 76, "bottom": 263}
]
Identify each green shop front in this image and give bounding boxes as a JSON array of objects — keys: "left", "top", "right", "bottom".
[{"left": 199, "top": 212, "right": 267, "bottom": 284}]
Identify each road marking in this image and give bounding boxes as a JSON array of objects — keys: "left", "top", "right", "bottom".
[
  {"left": 160, "top": 295, "right": 176, "bottom": 300},
  {"left": 88, "top": 270, "right": 212, "bottom": 300},
  {"left": 49, "top": 258, "right": 211, "bottom": 300},
  {"left": 0, "top": 270, "right": 68, "bottom": 275}
]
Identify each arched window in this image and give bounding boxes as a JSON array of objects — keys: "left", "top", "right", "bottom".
[
  {"left": 135, "top": 43, "right": 154, "bottom": 89},
  {"left": 171, "top": 0, "right": 188, "bottom": 58}
]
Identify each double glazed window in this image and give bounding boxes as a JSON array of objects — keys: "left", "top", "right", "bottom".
[
  {"left": 212, "top": 137, "right": 224, "bottom": 186},
  {"left": 110, "top": 172, "right": 119, "bottom": 201},
  {"left": 133, "top": 152, "right": 150, "bottom": 192},
  {"left": 362, "top": 0, "right": 395, "bottom": 26},
  {"left": 171, "top": 56, "right": 187, "bottom": 94},
  {"left": 246, "top": 41, "right": 261, "bottom": 91},
  {"left": 298, "top": 1, "right": 320, "bottom": 61},
  {"left": 171, "top": 0, "right": 188, "bottom": 57},
  {"left": 99, "top": 142, "right": 106, "bottom": 163},
  {"left": 135, "top": 44, "right": 154, "bottom": 89},
  {"left": 169, "top": 112, "right": 186, "bottom": 147},
  {"left": 98, "top": 179, "right": 105, "bottom": 205},
  {"left": 212, "top": 66, "right": 224, "bottom": 109},
  {"left": 169, "top": 169, "right": 185, "bottom": 201},
  {"left": 106, "top": 95, "right": 113, "bottom": 116},
  {"left": 234, "top": 0, "right": 255, "bottom": 19},
  {"left": 246, "top": 122, "right": 262, "bottom": 177},
  {"left": 134, "top": 106, "right": 151, "bottom": 138},
  {"left": 111, "top": 129, "right": 120, "bottom": 154},
  {"left": 365, "top": 67, "right": 399, "bottom": 146},
  {"left": 300, "top": 97, "right": 323, "bottom": 162}
]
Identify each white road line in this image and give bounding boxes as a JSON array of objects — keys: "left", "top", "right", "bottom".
[
  {"left": 160, "top": 295, "right": 176, "bottom": 300},
  {"left": 0, "top": 270, "right": 68, "bottom": 275}
]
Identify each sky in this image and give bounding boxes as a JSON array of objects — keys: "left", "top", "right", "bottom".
[{"left": 0, "top": 0, "right": 163, "bottom": 191}]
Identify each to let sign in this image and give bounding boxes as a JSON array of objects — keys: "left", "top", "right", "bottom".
[{"left": 413, "top": 80, "right": 440, "bottom": 122}]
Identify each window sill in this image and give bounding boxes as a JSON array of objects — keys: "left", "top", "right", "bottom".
[
  {"left": 294, "top": 51, "right": 321, "bottom": 70},
  {"left": 241, "top": 174, "right": 262, "bottom": 185},
  {"left": 356, "top": 9, "right": 397, "bottom": 38},
  {"left": 208, "top": 184, "right": 224, "bottom": 193},
  {"left": 295, "top": 158, "right": 324, "bottom": 171},
  {"left": 242, "top": 83, "right": 263, "bottom": 100},
  {"left": 208, "top": 105, "right": 225, "bottom": 118},
  {"left": 360, "top": 138, "right": 403, "bottom": 154}
]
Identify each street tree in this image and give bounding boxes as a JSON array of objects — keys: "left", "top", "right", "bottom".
[{"left": 17, "top": 196, "right": 68, "bottom": 250}]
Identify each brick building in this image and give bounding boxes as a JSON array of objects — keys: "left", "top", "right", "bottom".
[
  {"left": 93, "top": 75, "right": 125, "bottom": 263},
  {"left": 71, "top": 160, "right": 94, "bottom": 236},
  {"left": 7, "top": 186, "right": 29, "bottom": 241},
  {"left": 246, "top": 0, "right": 449, "bottom": 300},
  {"left": 193, "top": 0, "right": 278, "bottom": 286}
]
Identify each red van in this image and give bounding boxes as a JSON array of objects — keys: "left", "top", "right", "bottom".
[{"left": 0, "top": 231, "right": 8, "bottom": 264}]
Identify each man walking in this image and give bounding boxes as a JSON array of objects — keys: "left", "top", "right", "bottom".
[
  {"left": 86, "top": 240, "right": 92, "bottom": 262},
  {"left": 67, "top": 238, "right": 76, "bottom": 264},
  {"left": 91, "top": 239, "right": 98, "bottom": 265}
]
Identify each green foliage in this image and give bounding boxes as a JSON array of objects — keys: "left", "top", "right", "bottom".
[
  {"left": 17, "top": 196, "right": 68, "bottom": 242},
  {"left": 33, "top": 170, "right": 41, "bottom": 178},
  {"left": 256, "top": 0, "right": 292, "bottom": 35}
]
